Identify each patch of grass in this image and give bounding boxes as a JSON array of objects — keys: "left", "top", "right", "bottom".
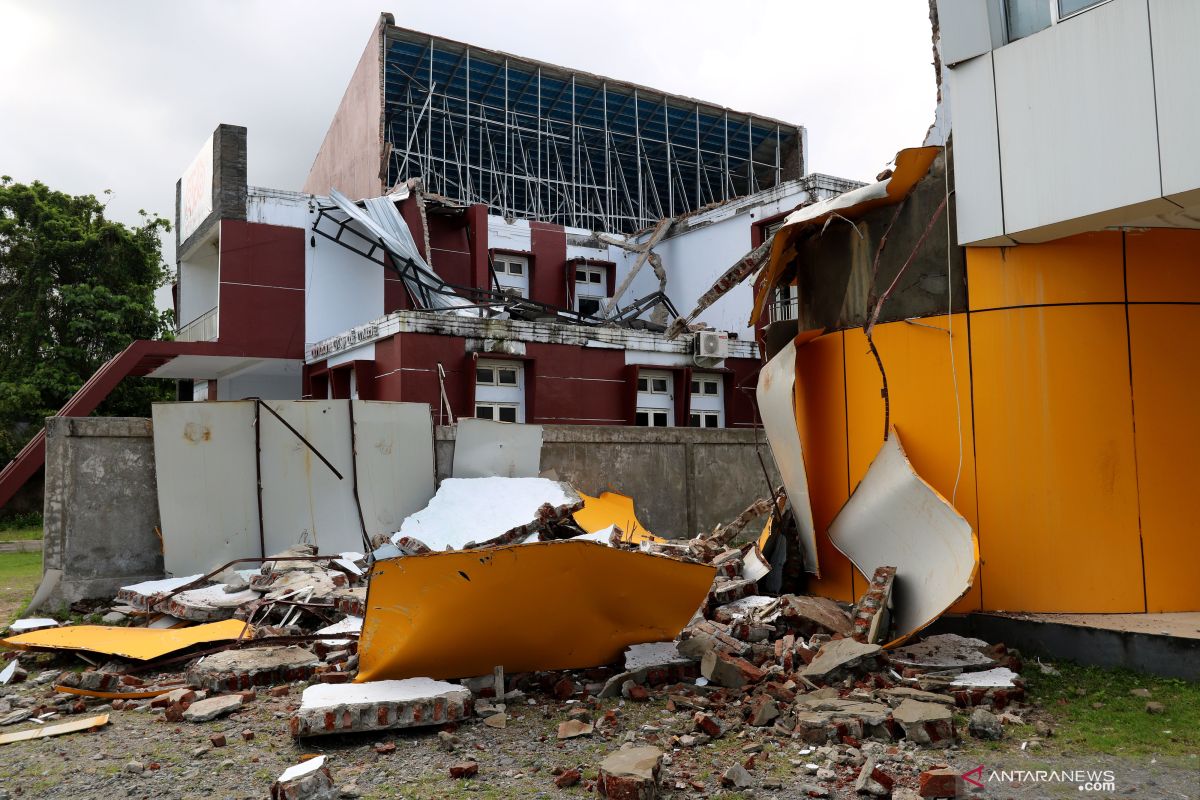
[
  {"left": 1022, "top": 661, "right": 1200, "bottom": 758},
  {"left": 0, "top": 526, "right": 42, "bottom": 541},
  {"left": 0, "top": 512, "right": 42, "bottom": 534},
  {"left": 0, "top": 550, "right": 42, "bottom": 621}
]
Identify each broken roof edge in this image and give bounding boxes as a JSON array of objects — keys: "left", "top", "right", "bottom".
[
  {"left": 381, "top": 22, "right": 807, "bottom": 135},
  {"left": 749, "top": 146, "right": 943, "bottom": 326}
]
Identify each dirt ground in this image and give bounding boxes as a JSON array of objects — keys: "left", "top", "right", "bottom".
[{"left": 0, "top": 671, "right": 1195, "bottom": 800}]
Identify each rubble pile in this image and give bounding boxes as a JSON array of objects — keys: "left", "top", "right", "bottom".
[{"left": 1, "top": 476, "right": 1029, "bottom": 798}]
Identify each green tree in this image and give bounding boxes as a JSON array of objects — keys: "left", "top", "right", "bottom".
[{"left": 0, "top": 177, "right": 175, "bottom": 464}]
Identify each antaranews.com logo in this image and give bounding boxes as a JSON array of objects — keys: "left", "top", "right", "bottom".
[{"left": 962, "top": 764, "right": 1119, "bottom": 793}]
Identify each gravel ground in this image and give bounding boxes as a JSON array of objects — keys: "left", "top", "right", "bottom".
[{"left": 0, "top": 672, "right": 1195, "bottom": 800}]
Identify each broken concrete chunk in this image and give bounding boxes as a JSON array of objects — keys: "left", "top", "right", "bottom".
[
  {"left": 711, "top": 595, "right": 776, "bottom": 624},
  {"left": 597, "top": 746, "right": 663, "bottom": 800},
  {"left": 948, "top": 667, "right": 1019, "bottom": 689},
  {"left": 271, "top": 755, "right": 336, "bottom": 800},
  {"left": 892, "top": 699, "right": 956, "bottom": 747},
  {"left": 182, "top": 694, "right": 243, "bottom": 722},
  {"left": 114, "top": 575, "right": 203, "bottom": 611},
  {"left": 6, "top": 618, "right": 58, "bottom": 634},
  {"left": 290, "top": 678, "right": 472, "bottom": 738},
  {"left": 700, "top": 649, "right": 765, "bottom": 689},
  {"left": 158, "top": 584, "right": 261, "bottom": 622},
  {"left": 890, "top": 633, "right": 995, "bottom": 670},
  {"left": 392, "top": 477, "right": 582, "bottom": 551},
  {"left": 556, "top": 719, "right": 594, "bottom": 739},
  {"left": 968, "top": 707, "right": 1003, "bottom": 739},
  {"left": 853, "top": 757, "right": 894, "bottom": 796},
  {"left": 624, "top": 642, "right": 693, "bottom": 672},
  {"left": 772, "top": 595, "right": 856, "bottom": 638},
  {"left": 800, "top": 639, "right": 882, "bottom": 682},
  {"left": 187, "top": 646, "right": 320, "bottom": 693},
  {"left": 878, "top": 687, "right": 955, "bottom": 708},
  {"left": 721, "top": 763, "right": 753, "bottom": 789}
]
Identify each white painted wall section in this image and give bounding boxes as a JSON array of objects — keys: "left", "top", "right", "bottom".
[
  {"left": 1148, "top": 0, "right": 1200, "bottom": 203},
  {"left": 948, "top": 53, "right": 1011, "bottom": 246}
]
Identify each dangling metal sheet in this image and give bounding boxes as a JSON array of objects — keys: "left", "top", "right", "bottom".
[{"left": 828, "top": 429, "right": 978, "bottom": 647}]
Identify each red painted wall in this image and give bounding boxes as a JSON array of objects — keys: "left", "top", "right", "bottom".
[
  {"left": 218, "top": 220, "right": 305, "bottom": 359},
  {"left": 530, "top": 222, "right": 568, "bottom": 308}
]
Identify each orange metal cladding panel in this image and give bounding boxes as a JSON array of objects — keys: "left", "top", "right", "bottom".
[
  {"left": 843, "top": 316, "right": 982, "bottom": 612},
  {"left": 792, "top": 332, "right": 855, "bottom": 602},
  {"left": 1128, "top": 306, "right": 1200, "bottom": 611},
  {"left": 356, "top": 542, "right": 716, "bottom": 681},
  {"left": 966, "top": 231, "right": 1125, "bottom": 311},
  {"left": 970, "top": 305, "right": 1144, "bottom": 612},
  {"left": 1125, "top": 228, "right": 1200, "bottom": 302}
]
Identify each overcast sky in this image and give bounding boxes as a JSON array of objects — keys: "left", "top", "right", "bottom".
[{"left": 0, "top": 0, "right": 936, "bottom": 297}]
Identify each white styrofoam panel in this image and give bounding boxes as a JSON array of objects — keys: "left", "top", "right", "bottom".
[
  {"left": 259, "top": 400, "right": 363, "bottom": 556},
  {"left": 152, "top": 402, "right": 260, "bottom": 576},
  {"left": 1148, "top": 0, "right": 1200, "bottom": 199},
  {"left": 452, "top": 418, "right": 543, "bottom": 479},
  {"left": 993, "top": 0, "right": 1161, "bottom": 235},
  {"left": 949, "top": 53, "right": 1009, "bottom": 245},
  {"left": 756, "top": 340, "right": 818, "bottom": 575},
  {"left": 352, "top": 401, "right": 436, "bottom": 534}
]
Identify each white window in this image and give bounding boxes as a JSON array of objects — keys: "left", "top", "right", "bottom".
[
  {"left": 475, "top": 359, "right": 524, "bottom": 423},
  {"left": 690, "top": 372, "right": 724, "bottom": 428},
  {"left": 635, "top": 408, "right": 670, "bottom": 427},
  {"left": 574, "top": 264, "right": 607, "bottom": 317},
  {"left": 635, "top": 369, "right": 673, "bottom": 427},
  {"left": 492, "top": 255, "right": 529, "bottom": 298},
  {"left": 1004, "top": 0, "right": 1109, "bottom": 43}
]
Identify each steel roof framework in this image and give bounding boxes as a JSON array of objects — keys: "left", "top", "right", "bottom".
[{"left": 383, "top": 28, "right": 805, "bottom": 234}]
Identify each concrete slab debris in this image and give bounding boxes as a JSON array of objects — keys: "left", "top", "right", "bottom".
[
  {"left": 158, "top": 584, "right": 262, "bottom": 622},
  {"left": 187, "top": 646, "right": 320, "bottom": 692},
  {"left": 557, "top": 719, "right": 594, "bottom": 739},
  {"left": 392, "top": 477, "right": 582, "bottom": 550},
  {"left": 889, "top": 633, "right": 995, "bottom": 669},
  {"left": 623, "top": 642, "right": 693, "bottom": 672},
  {"left": 949, "top": 667, "right": 1020, "bottom": 688},
  {"left": 597, "top": 746, "right": 663, "bottom": 800},
  {"left": 800, "top": 638, "right": 883, "bottom": 682},
  {"left": 115, "top": 574, "right": 204, "bottom": 611},
  {"left": 290, "top": 678, "right": 472, "bottom": 737},
  {"left": 271, "top": 755, "right": 336, "bottom": 800},
  {"left": 891, "top": 699, "right": 956, "bottom": 747},
  {"left": 828, "top": 430, "right": 978, "bottom": 646},
  {"left": 182, "top": 694, "right": 243, "bottom": 722},
  {"left": 357, "top": 540, "right": 714, "bottom": 680}
]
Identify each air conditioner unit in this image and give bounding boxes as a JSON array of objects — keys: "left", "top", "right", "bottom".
[{"left": 696, "top": 330, "right": 729, "bottom": 359}]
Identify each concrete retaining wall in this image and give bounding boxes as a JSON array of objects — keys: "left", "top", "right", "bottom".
[
  {"left": 41, "top": 416, "right": 163, "bottom": 607},
  {"left": 436, "top": 425, "right": 780, "bottom": 538},
  {"left": 37, "top": 417, "right": 777, "bottom": 602}
]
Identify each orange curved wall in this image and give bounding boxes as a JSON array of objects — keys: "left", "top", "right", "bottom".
[{"left": 794, "top": 229, "right": 1200, "bottom": 613}]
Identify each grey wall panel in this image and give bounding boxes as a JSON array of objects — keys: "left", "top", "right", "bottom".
[
  {"left": 994, "top": 0, "right": 1161, "bottom": 235},
  {"left": 152, "top": 402, "right": 259, "bottom": 576},
  {"left": 1148, "top": 0, "right": 1200, "bottom": 200},
  {"left": 353, "top": 400, "right": 436, "bottom": 537},
  {"left": 949, "top": 53, "right": 1008, "bottom": 244}
]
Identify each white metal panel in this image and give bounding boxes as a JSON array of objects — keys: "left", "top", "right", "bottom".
[
  {"left": 352, "top": 401, "right": 436, "bottom": 535},
  {"left": 259, "top": 400, "right": 363, "bottom": 556},
  {"left": 993, "top": 0, "right": 1161, "bottom": 235},
  {"left": 152, "top": 402, "right": 260, "bottom": 577},
  {"left": 307, "top": 228, "right": 385, "bottom": 347},
  {"left": 179, "top": 134, "right": 214, "bottom": 241},
  {"left": 828, "top": 431, "right": 977, "bottom": 646},
  {"left": 937, "top": 0, "right": 1000, "bottom": 65},
  {"left": 949, "top": 53, "right": 1010, "bottom": 245},
  {"left": 756, "top": 341, "right": 818, "bottom": 575},
  {"left": 1148, "top": 0, "right": 1200, "bottom": 200},
  {"left": 452, "top": 418, "right": 543, "bottom": 479}
]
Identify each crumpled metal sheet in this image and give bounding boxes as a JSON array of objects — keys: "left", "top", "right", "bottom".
[
  {"left": 572, "top": 491, "right": 663, "bottom": 544},
  {"left": 1, "top": 619, "right": 251, "bottom": 661},
  {"left": 356, "top": 541, "right": 715, "bottom": 681},
  {"left": 757, "top": 339, "right": 819, "bottom": 575},
  {"left": 828, "top": 429, "right": 978, "bottom": 647}
]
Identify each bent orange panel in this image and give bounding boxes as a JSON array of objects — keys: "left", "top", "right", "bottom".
[
  {"left": 356, "top": 542, "right": 715, "bottom": 681},
  {"left": 966, "top": 232, "right": 1124, "bottom": 311},
  {"left": 842, "top": 316, "right": 982, "bottom": 612},
  {"left": 1128, "top": 305, "right": 1200, "bottom": 611},
  {"left": 793, "top": 332, "right": 855, "bottom": 602},
  {"left": 573, "top": 491, "right": 662, "bottom": 544},
  {"left": 1125, "top": 228, "right": 1200, "bottom": 302},
  {"left": 970, "top": 305, "right": 1144, "bottom": 612},
  {"left": 1, "top": 619, "right": 250, "bottom": 661}
]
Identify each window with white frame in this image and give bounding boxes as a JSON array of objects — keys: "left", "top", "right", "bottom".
[
  {"left": 475, "top": 359, "right": 524, "bottom": 423},
  {"left": 574, "top": 264, "right": 607, "bottom": 317},
  {"left": 635, "top": 369, "right": 673, "bottom": 427},
  {"left": 770, "top": 284, "right": 798, "bottom": 323},
  {"left": 1004, "top": 0, "right": 1110, "bottom": 43},
  {"left": 492, "top": 255, "right": 529, "bottom": 298},
  {"left": 690, "top": 373, "right": 724, "bottom": 428}
]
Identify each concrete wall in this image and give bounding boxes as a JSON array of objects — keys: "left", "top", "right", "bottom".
[
  {"left": 40, "top": 417, "right": 162, "bottom": 608},
  {"left": 436, "top": 425, "right": 780, "bottom": 539}
]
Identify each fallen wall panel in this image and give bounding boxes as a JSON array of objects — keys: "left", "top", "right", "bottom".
[
  {"left": 352, "top": 401, "right": 436, "bottom": 536},
  {"left": 451, "top": 418, "right": 543, "bottom": 479},
  {"left": 357, "top": 541, "right": 715, "bottom": 680}
]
